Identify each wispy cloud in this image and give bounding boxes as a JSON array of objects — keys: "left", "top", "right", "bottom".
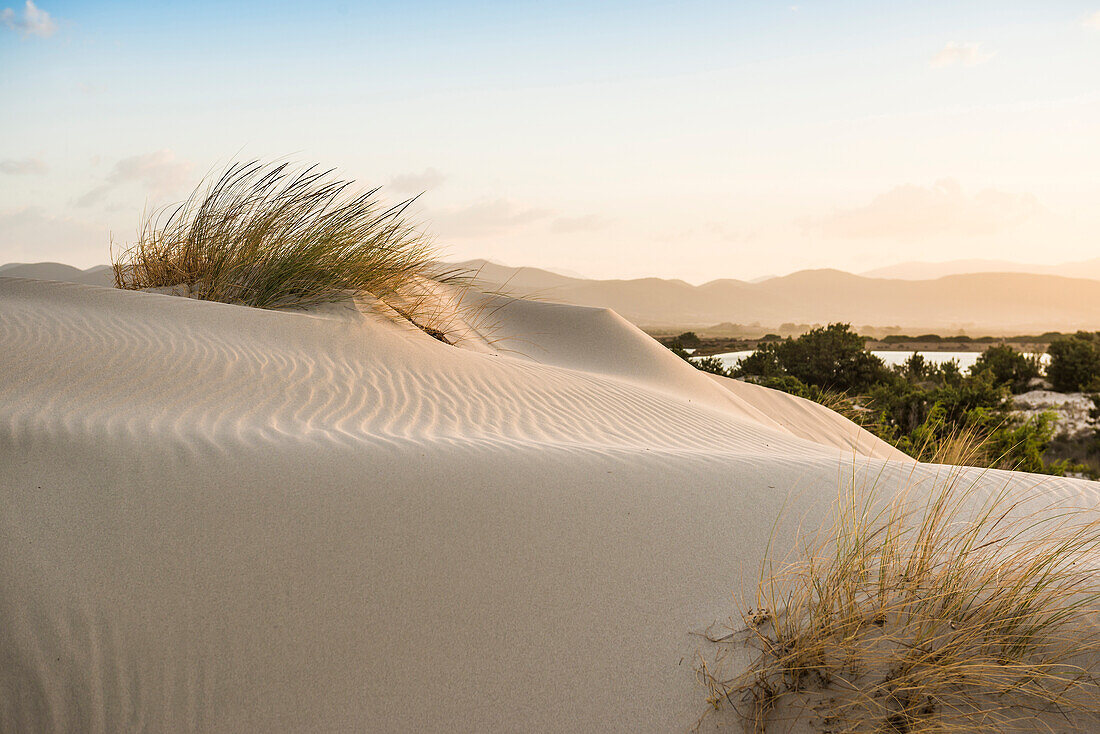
[
  {"left": 431, "top": 199, "right": 553, "bottom": 238},
  {"left": 388, "top": 167, "right": 446, "bottom": 194},
  {"left": 77, "top": 82, "right": 107, "bottom": 96},
  {"left": 0, "top": 157, "right": 47, "bottom": 175},
  {"left": 806, "top": 179, "right": 1044, "bottom": 239},
  {"left": 1083, "top": 11, "right": 1100, "bottom": 30},
  {"left": 930, "top": 41, "right": 994, "bottom": 68},
  {"left": 548, "top": 214, "right": 610, "bottom": 234},
  {"left": 1, "top": 0, "right": 56, "bottom": 37},
  {"left": 76, "top": 150, "right": 194, "bottom": 208},
  {"left": 652, "top": 222, "right": 755, "bottom": 245}
]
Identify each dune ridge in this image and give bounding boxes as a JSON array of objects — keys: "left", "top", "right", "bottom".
[
  {"left": 2, "top": 276, "right": 1098, "bottom": 732},
  {"left": 0, "top": 277, "right": 898, "bottom": 460}
]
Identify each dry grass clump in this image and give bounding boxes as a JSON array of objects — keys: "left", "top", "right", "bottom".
[
  {"left": 113, "top": 160, "right": 477, "bottom": 341},
  {"left": 911, "top": 421, "right": 991, "bottom": 469},
  {"left": 699, "top": 466, "right": 1100, "bottom": 733}
]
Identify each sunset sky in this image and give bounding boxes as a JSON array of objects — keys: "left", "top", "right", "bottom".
[{"left": 2, "top": 1, "right": 1098, "bottom": 282}]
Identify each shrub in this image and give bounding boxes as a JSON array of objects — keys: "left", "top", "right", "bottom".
[
  {"left": 700, "top": 469, "right": 1100, "bottom": 732},
  {"left": 691, "top": 355, "right": 731, "bottom": 377},
  {"left": 737, "top": 324, "right": 889, "bottom": 393},
  {"left": 971, "top": 344, "right": 1042, "bottom": 394},
  {"left": 901, "top": 352, "right": 930, "bottom": 380},
  {"left": 1044, "top": 425, "right": 1100, "bottom": 481},
  {"left": 112, "top": 161, "right": 472, "bottom": 339},
  {"left": 676, "top": 331, "right": 701, "bottom": 348},
  {"left": 981, "top": 409, "right": 1060, "bottom": 474},
  {"left": 777, "top": 324, "right": 888, "bottom": 392},
  {"left": 668, "top": 345, "right": 732, "bottom": 377},
  {"left": 749, "top": 374, "right": 823, "bottom": 402},
  {"left": 1047, "top": 333, "right": 1100, "bottom": 393},
  {"left": 735, "top": 343, "right": 784, "bottom": 379}
]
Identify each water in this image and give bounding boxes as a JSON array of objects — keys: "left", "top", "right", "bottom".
[{"left": 708, "top": 350, "right": 1048, "bottom": 372}]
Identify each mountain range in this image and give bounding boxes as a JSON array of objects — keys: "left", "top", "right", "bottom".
[
  {"left": 860, "top": 257, "right": 1100, "bottom": 281},
  {"left": 4, "top": 259, "right": 1100, "bottom": 334},
  {"left": 455, "top": 259, "right": 1100, "bottom": 333}
]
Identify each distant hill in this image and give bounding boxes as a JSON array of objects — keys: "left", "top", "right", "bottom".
[
  {"left": 861, "top": 257, "right": 1100, "bottom": 281},
  {"left": 463, "top": 264, "right": 1100, "bottom": 333},
  {"left": 447, "top": 259, "right": 583, "bottom": 293},
  {"left": 5, "top": 259, "right": 1100, "bottom": 333},
  {"left": 0, "top": 262, "right": 115, "bottom": 287}
]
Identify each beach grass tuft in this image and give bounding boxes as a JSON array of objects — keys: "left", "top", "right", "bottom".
[
  {"left": 700, "top": 465, "right": 1100, "bottom": 732},
  {"left": 112, "top": 160, "right": 478, "bottom": 340}
]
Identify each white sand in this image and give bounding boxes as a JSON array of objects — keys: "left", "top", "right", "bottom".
[{"left": 1, "top": 276, "right": 1098, "bottom": 732}]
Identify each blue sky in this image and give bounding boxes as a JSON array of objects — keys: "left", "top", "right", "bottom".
[{"left": 2, "top": 1, "right": 1098, "bottom": 281}]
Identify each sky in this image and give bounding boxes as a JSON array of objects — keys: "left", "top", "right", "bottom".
[{"left": 1, "top": 1, "right": 1098, "bottom": 283}]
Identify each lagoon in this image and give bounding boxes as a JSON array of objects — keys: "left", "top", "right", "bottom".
[{"left": 710, "top": 350, "right": 1049, "bottom": 373}]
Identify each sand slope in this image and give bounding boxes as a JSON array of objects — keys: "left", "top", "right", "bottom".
[{"left": 1, "top": 276, "right": 1097, "bottom": 732}]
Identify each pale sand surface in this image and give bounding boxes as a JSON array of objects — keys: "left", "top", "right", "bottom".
[{"left": 1, "top": 276, "right": 1099, "bottom": 731}]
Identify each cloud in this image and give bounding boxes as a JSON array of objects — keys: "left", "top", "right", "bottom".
[
  {"left": 701, "top": 222, "right": 755, "bottom": 244},
  {"left": 808, "top": 179, "right": 1045, "bottom": 240},
  {"left": 0, "top": 206, "right": 107, "bottom": 263},
  {"left": 548, "top": 214, "right": 610, "bottom": 234},
  {"left": 388, "top": 168, "right": 446, "bottom": 194},
  {"left": 76, "top": 150, "right": 194, "bottom": 208},
  {"left": 1, "top": 0, "right": 56, "bottom": 37},
  {"left": 652, "top": 222, "right": 755, "bottom": 246},
  {"left": 930, "top": 41, "right": 994, "bottom": 68},
  {"left": 1083, "top": 11, "right": 1100, "bottom": 30},
  {"left": 431, "top": 199, "right": 553, "bottom": 238},
  {"left": 77, "top": 82, "right": 107, "bottom": 96},
  {"left": 0, "top": 157, "right": 47, "bottom": 175}
]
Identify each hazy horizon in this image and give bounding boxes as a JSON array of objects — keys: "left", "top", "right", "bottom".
[
  {"left": 3, "top": 1, "right": 1099, "bottom": 282},
  {"left": 6, "top": 253, "right": 1100, "bottom": 289}
]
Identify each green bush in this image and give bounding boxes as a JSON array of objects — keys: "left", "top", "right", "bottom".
[
  {"left": 691, "top": 355, "right": 731, "bottom": 377},
  {"left": 675, "top": 331, "right": 701, "bottom": 348},
  {"left": 669, "top": 344, "right": 731, "bottom": 377},
  {"left": 970, "top": 344, "right": 1041, "bottom": 394},
  {"left": 1047, "top": 333, "right": 1100, "bottom": 392},
  {"left": 749, "top": 374, "right": 824, "bottom": 402},
  {"left": 735, "top": 342, "right": 784, "bottom": 378},
  {"left": 901, "top": 352, "right": 931, "bottom": 381},
  {"left": 736, "top": 323, "right": 889, "bottom": 393}
]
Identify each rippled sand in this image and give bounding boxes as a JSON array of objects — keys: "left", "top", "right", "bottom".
[{"left": 1, "top": 276, "right": 1097, "bottom": 732}]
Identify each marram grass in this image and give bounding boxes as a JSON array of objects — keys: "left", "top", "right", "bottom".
[
  {"left": 113, "top": 160, "right": 479, "bottom": 341},
  {"left": 699, "top": 464, "right": 1100, "bottom": 733}
]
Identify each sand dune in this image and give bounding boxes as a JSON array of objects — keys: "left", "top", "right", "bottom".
[{"left": 2, "top": 276, "right": 1098, "bottom": 732}]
